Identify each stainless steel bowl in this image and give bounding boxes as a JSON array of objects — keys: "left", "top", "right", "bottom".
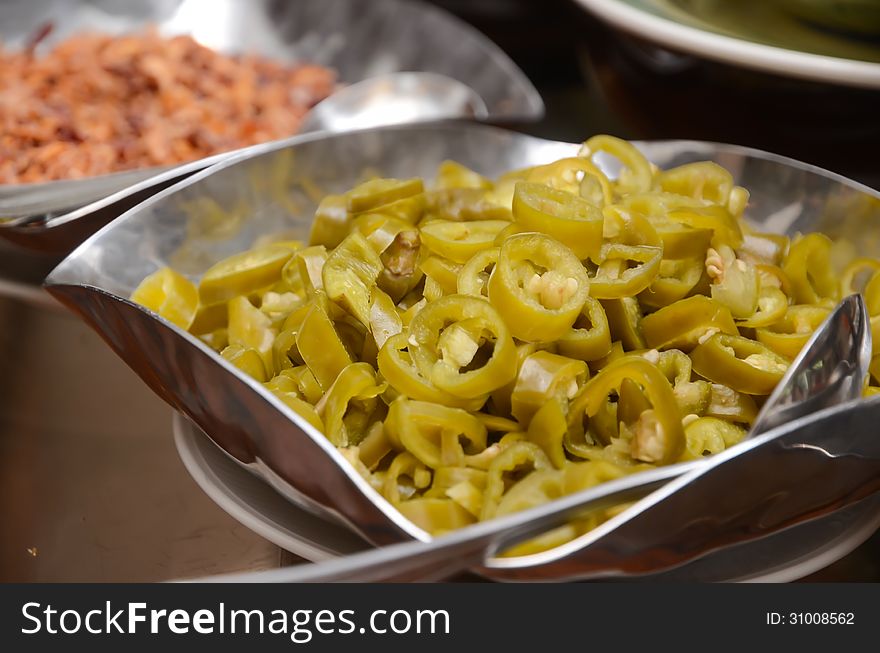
[
  {"left": 44, "top": 122, "right": 880, "bottom": 574},
  {"left": 0, "top": 0, "right": 543, "bottom": 224}
]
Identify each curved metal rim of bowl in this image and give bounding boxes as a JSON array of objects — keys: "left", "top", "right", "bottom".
[
  {"left": 572, "top": 0, "right": 880, "bottom": 89},
  {"left": 172, "top": 413, "right": 880, "bottom": 582},
  {"left": 0, "top": 0, "right": 544, "bottom": 220},
  {"left": 44, "top": 121, "right": 880, "bottom": 570}
]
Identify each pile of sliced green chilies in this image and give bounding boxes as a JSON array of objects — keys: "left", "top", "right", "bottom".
[{"left": 131, "top": 135, "right": 880, "bottom": 552}]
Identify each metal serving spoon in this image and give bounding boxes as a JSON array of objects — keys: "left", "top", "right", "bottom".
[
  {"left": 0, "top": 72, "right": 487, "bottom": 248},
  {"left": 299, "top": 71, "right": 488, "bottom": 133},
  {"left": 195, "top": 294, "right": 872, "bottom": 582}
]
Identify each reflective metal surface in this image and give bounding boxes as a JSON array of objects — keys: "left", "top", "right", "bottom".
[
  {"left": 299, "top": 71, "right": 490, "bottom": 133},
  {"left": 0, "top": 0, "right": 542, "bottom": 233},
  {"left": 44, "top": 123, "right": 880, "bottom": 577},
  {"left": 0, "top": 288, "right": 282, "bottom": 581},
  {"left": 176, "top": 414, "right": 880, "bottom": 583},
  {"left": 485, "top": 396, "right": 880, "bottom": 581},
  {"left": 751, "top": 293, "right": 872, "bottom": 434},
  {"left": 198, "top": 396, "right": 880, "bottom": 582},
  {"left": 188, "top": 296, "right": 876, "bottom": 581}
]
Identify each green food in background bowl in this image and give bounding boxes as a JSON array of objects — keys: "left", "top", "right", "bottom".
[{"left": 776, "top": 0, "right": 880, "bottom": 36}]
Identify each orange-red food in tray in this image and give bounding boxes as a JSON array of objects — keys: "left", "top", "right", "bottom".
[{"left": 0, "top": 29, "right": 336, "bottom": 184}]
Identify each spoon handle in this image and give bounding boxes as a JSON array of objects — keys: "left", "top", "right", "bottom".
[
  {"left": 196, "top": 463, "right": 693, "bottom": 583},
  {"left": 197, "top": 297, "right": 872, "bottom": 583},
  {"left": 504, "top": 396, "right": 880, "bottom": 581}
]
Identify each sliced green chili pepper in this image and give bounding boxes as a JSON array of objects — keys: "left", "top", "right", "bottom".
[
  {"left": 457, "top": 247, "right": 498, "bottom": 298},
  {"left": 783, "top": 233, "right": 839, "bottom": 305},
  {"left": 353, "top": 213, "right": 412, "bottom": 252},
  {"left": 419, "top": 256, "right": 462, "bottom": 296},
  {"left": 434, "top": 160, "right": 493, "bottom": 190},
  {"left": 571, "top": 355, "right": 685, "bottom": 464},
  {"left": 364, "top": 193, "right": 427, "bottom": 225},
  {"left": 296, "top": 296, "right": 353, "bottom": 390},
  {"left": 130, "top": 266, "right": 199, "bottom": 330},
  {"left": 221, "top": 343, "right": 268, "bottom": 382},
  {"left": 862, "top": 270, "right": 880, "bottom": 356},
  {"left": 641, "top": 295, "right": 738, "bottom": 352},
  {"left": 475, "top": 413, "right": 520, "bottom": 434},
  {"left": 270, "top": 391, "right": 324, "bottom": 433},
  {"left": 271, "top": 328, "right": 299, "bottom": 374},
  {"left": 384, "top": 398, "right": 487, "bottom": 469},
  {"left": 601, "top": 205, "right": 662, "bottom": 248},
  {"left": 368, "top": 287, "right": 403, "bottom": 350},
  {"left": 841, "top": 257, "right": 880, "bottom": 296},
  {"left": 346, "top": 177, "right": 424, "bottom": 214},
  {"left": 285, "top": 245, "right": 327, "bottom": 296},
  {"left": 580, "top": 135, "right": 653, "bottom": 195},
  {"left": 199, "top": 328, "right": 228, "bottom": 351},
  {"left": 526, "top": 157, "right": 613, "bottom": 206},
  {"left": 480, "top": 441, "right": 552, "bottom": 520},
  {"left": 278, "top": 365, "right": 324, "bottom": 404},
  {"left": 494, "top": 468, "right": 565, "bottom": 518},
  {"left": 653, "top": 222, "right": 713, "bottom": 260},
  {"left": 488, "top": 233, "right": 590, "bottom": 342},
  {"left": 428, "top": 467, "right": 488, "bottom": 498},
  {"left": 396, "top": 498, "right": 476, "bottom": 534},
  {"left": 755, "top": 304, "right": 831, "bottom": 359},
  {"left": 869, "top": 354, "right": 880, "bottom": 386},
  {"left": 420, "top": 219, "right": 508, "bottom": 263},
  {"left": 681, "top": 416, "right": 747, "bottom": 460},
  {"left": 408, "top": 294, "right": 517, "bottom": 398},
  {"left": 706, "top": 244, "right": 759, "bottom": 318},
  {"left": 510, "top": 350, "right": 588, "bottom": 427},
  {"left": 308, "top": 194, "right": 351, "bottom": 249},
  {"left": 657, "top": 161, "right": 733, "bottom": 205},
  {"left": 378, "top": 229, "right": 422, "bottom": 302},
  {"left": 638, "top": 257, "right": 704, "bottom": 309},
  {"left": 704, "top": 383, "right": 758, "bottom": 424},
  {"left": 444, "top": 480, "right": 484, "bottom": 517},
  {"left": 736, "top": 286, "right": 789, "bottom": 328},
  {"left": 586, "top": 243, "right": 662, "bottom": 299},
  {"left": 557, "top": 296, "right": 612, "bottom": 362},
  {"left": 376, "top": 333, "right": 486, "bottom": 411},
  {"left": 601, "top": 297, "right": 645, "bottom": 351},
  {"left": 652, "top": 349, "right": 711, "bottom": 416},
  {"left": 321, "top": 231, "right": 383, "bottom": 327},
  {"left": 490, "top": 342, "right": 550, "bottom": 417},
  {"left": 511, "top": 181, "right": 604, "bottom": 259},
  {"left": 189, "top": 300, "right": 228, "bottom": 336},
  {"left": 315, "top": 362, "right": 387, "bottom": 446},
  {"left": 199, "top": 244, "right": 295, "bottom": 305},
  {"left": 690, "top": 333, "right": 788, "bottom": 395},
  {"left": 666, "top": 205, "right": 743, "bottom": 250},
  {"left": 425, "top": 187, "right": 512, "bottom": 222},
  {"left": 228, "top": 295, "right": 276, "bottom": 372},
  {"left": 382, "top": 452, "right": 432, "bottom": 504},
  {"left": 588, "top": 340, "right": 625, "bottom": 374}
]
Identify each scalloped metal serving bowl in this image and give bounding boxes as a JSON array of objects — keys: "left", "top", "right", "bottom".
[
  {"left": 0, "top": 0, "right": 542, "bottom": 234},
  {"left": 44, "top": 123, "right": 880, "bottom": 579}
]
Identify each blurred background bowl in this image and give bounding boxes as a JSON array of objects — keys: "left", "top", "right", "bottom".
[
  {"left": 776, "top": 0, "right": 880, "bottom": 36},
  {"left": 0, "top": 0, "right": 542, "bottom": 222}
]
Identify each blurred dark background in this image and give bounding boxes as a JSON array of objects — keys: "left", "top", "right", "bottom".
[{"left": 428, "top": 0, "right": 880, "bottom": 190}]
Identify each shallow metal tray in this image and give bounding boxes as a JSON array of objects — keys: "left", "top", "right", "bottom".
[{"left": 44, "top": 122, "right": 880, "bottom": 578}]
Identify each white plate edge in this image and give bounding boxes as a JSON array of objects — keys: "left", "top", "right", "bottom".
[
  {"left": 173, "top": 413, "right": 355, "bottom": 562},
  {"left": 573, "top": 0, "right": 880, "bottom": 89}
]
